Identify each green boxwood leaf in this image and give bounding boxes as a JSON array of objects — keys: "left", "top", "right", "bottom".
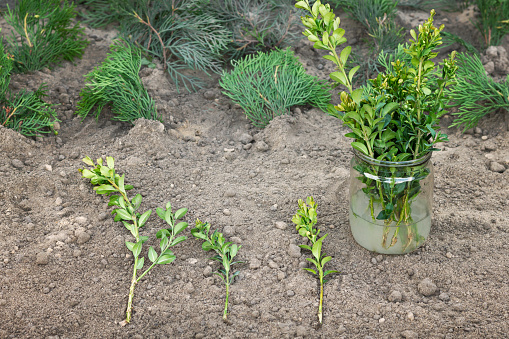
[
  {"left": 174, "top": 222, "right": 188, "bottom": 235},
  {"left": 138, "top": 210, "right": 152, "bottom": 227},
  {"left": 303, "top": 268, "right": 317, "bottom": 275},
  {"left": 125, "top": 241, "right": 135, "bottom": 251},
  {"left": 351, "top": 142, "right": 369, "bottom": 155},
  {"left": 82, "top": 156, "right": 94, "bottom": 166},
  {"left": 157, "top": 254, "right": 176, "bottom": 265},
  {"left": 148, "top": 246, "right": 157, "bottom": 263},
  {"left": 174, "top": 208, "right": 187, "bottom": 220},
  {"left": 132, "top": 242, "right": 142, "bottom": 257},
  {"left": 136, "top": 256, "right": 144, "bottom": 270}
]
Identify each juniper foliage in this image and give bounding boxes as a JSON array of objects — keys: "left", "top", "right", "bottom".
[
  {"left": 220, "top": 48, "right": 331, "bottom": 128},
  {"left": 208, "top": 0, "right": 300, "bottom": 60},
  {"left": 448, "top": 52, "right": 509, "bottom": 131},
  {"left": 0, "top": 37, "right": 57, "bottom": 137},
  {"left": 4, "top": 0, "right": 88, "bottom": 73},
  {"left": 76, "top": 39, "right": 160, "bottom": 123}
]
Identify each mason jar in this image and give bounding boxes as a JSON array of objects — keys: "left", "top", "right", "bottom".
[{"left": 349, "top": 149, "right": 434, "bottom": 254}]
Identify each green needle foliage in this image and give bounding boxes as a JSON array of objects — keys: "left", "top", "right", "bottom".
[
  {"left": 4, "top": 0, "right": 88, "bottom": 73},
  {"left": 474, "top": 0, "right": 509, "bottom": 48},
  {"left": 292, "top": 197, "right": 338, "bottom": 325},
  {"left": 208, "top": 0, "right": 300, "bottom": 60},
  {"left": 76, "top": 0, "right": 132, "bottom": 28},
  {"left": 448, "top": 52, "right": 509, "bottom": 131},
  {"left": 122, "top": 0, "right": 230, "bottom": 92},
  {"left": 79, "top": 156, "right": 189, "bottom": 325},
  {"left": 296, "top": 1, "right": 457, "bottom": 248},
  {"left": 191, "top": 220, "right": 242, "bottom": 321},
  {"left": 76, "top": 39, "right": 160, "bottom": 123},
  {"left": 220, "top": 48, "right": 331, "bottom": 128},
  {"left": 0, "top": 36, "right": 57, "bottom": 137},
  {"left": 333, "top": 0, "right": 404, "bottom": 83}
]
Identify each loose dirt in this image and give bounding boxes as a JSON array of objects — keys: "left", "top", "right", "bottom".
[{"left": 1, "top": 5, "right": 508, "bottom": 339}]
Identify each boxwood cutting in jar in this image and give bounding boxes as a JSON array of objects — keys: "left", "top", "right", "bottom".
[{"left": 295, "top": 0, "right": 457, "bottom": 253}]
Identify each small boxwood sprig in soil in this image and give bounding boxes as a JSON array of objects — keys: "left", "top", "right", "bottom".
[
  {"left": 76, "top": 39, "right": 160, "bottom": 123},
  {"left": 79, "top": 156, "right": 189, "bottom": 325},
  {"left": 220, "top": 48, "right": 331, "bottom": 128},
  {"left": 448, "top": 52, "right": 509, "bottom": 131},
  {"left": 4, "top": 0, "right": 88, "bottom": 73},
  {"left": 191, "top": 220, "right": 242, "bottom": 321},
  {"left": 292, "top": 197, "right": 338, "bottom": 324},
  {"left": 0, "top": 35, "right": 57, "bottom": 137}
]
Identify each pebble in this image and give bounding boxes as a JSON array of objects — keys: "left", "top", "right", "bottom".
[
  {"left": 490, "top": 161, "right": 506, "bottom": 173},
  {"left": 44, "top": 164, "right": 52, "bottom": 172},
  {"left": 401, "top": 330, "right": 418, "bottom": 339},
  {"left": 184, "top": 282, "right": 195, "bottom": 294},
  {"left": 223, "top": 209, "right": 231, "bottom": 216},
  {"left": 255, "top": 141, "right": 269, "bottom": 152},
  {"left": 407, "top": 312, "right": 415, "bottom": 321},
  {"left": 55, "top": 197, "right": 62, "bottom": 206},
  {"left": 251, "top": 310, "right": 260, "bottom": 318},
  {"left": 277, "top": 271, "right": 286, "bottom": 280},
  {"left": 475, "top": 127, "right": 482, "bottom": 134},
  {"left": 223, "top": 225, "right": 235, "bottom": 236},
  {"left": 224, "top": 190, "right": 236, "bottom": 198},
  {"left": 378, "top": 318, "right": 385, "bottom": 324},
  {"left": 36, "top": 252, "right": 49, "bottom": 265},
  {"left": 73, "top": 250, "right": 82, "bottom": 257},
  {"left": 238, "top": 133, "right": 253, "bottom": 145},
  {"left": 418, "top": 278, "right": 437, "bottom": 297},
  {"left": 481, "top": 135, "right": 488, "bottom": 140},
  {"left": 203, "top": 90, "right": 216, "bottom": 100},
  {"left": 249, "top": 258, "right": 261, "bottom": 269},
  {"left": 288, "top": 244, "right": 301, "bottom": 258},
  {"left": 0, "top": 299, "right": 6, "bottom": 306},
  {"left": 439, "top": 292, "right": 450, "bottom": 301},
  {"left": 203, "top": 266, "right": 213, "bottom": 277},
  {"left": 268, "top": 260, "right": 278, "bottom": 269},
  {"left": 446, "top": 252, "right": 453, "bottom": 258},
  {"left": 75, "top": 229, "right": 91, "bottom": 244},
  {"left": 274, "top": 221, "right": 287, "bottom": 230},
  {"left": 371, "top": 258, "right": 377, "bottom": 265},
  {"left": 11, "top": 159, "right": 24, "bottom": 168},
  {"left": 286, "top": 290, "right": 295, "bottom": 297},
  {"left": 75, "top": 216, "right": 88, "bottom": 224},
  {"left": 388, "top": 290, "right": 402, "bottom": 302},
  {"left": 53, "top": 121, "right": 60, "bottom": 131}
]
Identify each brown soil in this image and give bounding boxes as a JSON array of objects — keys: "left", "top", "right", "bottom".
[{"left": 1, "top": 5, "right": 508, "bottom": 339}]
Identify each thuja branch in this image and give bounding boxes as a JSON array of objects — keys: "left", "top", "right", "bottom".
[
  {"left": 79, "top": 156, "right": 189, "bottom": 325},
  {"left": 292, "top": 197, "right": 338, "bottom": 324}
]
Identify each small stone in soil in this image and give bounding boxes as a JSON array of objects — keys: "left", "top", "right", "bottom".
[
  {"left": 418, "top": 278, "right": 437, "bottom": 297},
  {"left": 249, "top": 258, "right": 261, "bottom": 269},
  {"left": 223, "top": 225, "right": 235, "bottom": 236},
  {"left": 11, "top": 159, "right": 24, "bottom": 168},
  {"left": 274, "top": 221, "right": 287, "bottom": 230},
  {"left": 36, "top": 252, "right": 49, "bottom": 265},
  {"left": 255, "top": 141, "right": 269, "bottom": 152},
  {"left": 490, "top": 161, "right": 506, "bottom": 173},
  {"left": 288, "top": 244, "right": 301, "bottom": 258},
  {"left": 286, "top": 290, "right": 295, "bottom": 297},
  {"left": 401, "top": 330, "right": 418, "bottom": 339},
  {"left": 439, "top": 292, "right": 450, "bottom": 301},
  {"left": 203, "top": 266, "right": 213, "bottom": 277},
  {"left": 388, "top": 290, "right": 402, "bottom": 302},
  {"left": 223, "top": 209, "right": 231, "bottom": 216}
]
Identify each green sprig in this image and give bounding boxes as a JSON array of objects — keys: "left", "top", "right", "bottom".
[
  {"left": 292, "top": 197, "right": 338, "bottom": 324},
  {"left": 76, "top": 39, "right": 160, "bottom": 123},
  {"left": 4, "top": 0, "right": 88, "bottom": 73},
  {"left": 79, "top": 156, "right": 189, "bottom": 325},
  {"left": 191, "top": 220, "right": 242, "bottom": 321}
]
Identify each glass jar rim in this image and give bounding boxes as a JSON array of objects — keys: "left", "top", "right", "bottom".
[{"left": 352, "top": 148, "right": 432, "bottom": 167}]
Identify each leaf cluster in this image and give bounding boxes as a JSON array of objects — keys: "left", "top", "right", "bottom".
[
  {"left": 0, "top": 36, "right": 57, "bottom": 137},
  {"left": 191, "top": 219, "right": 242, "bottom": 320},
  {"left": 333, "top": 11, "right": 456, "bottom": 161},
  {"left": 448, "top": 52, "right": 509, "bottom": 131},
  {"left": 192, "top": 220, "right": 242, "bottom": 285},
  {"left": 292, "top": 197, "right": 337, "bottom": 280},
  {"left": 4, "top": 0, "right": 88, "bottom": 73},
  {"left": 79, "top": 155, "right": 189, "bottom": 323},
  {"left": 292, "top": 196, "right": 338, "bottom": 324},
  {"left": 220, "top": 48, "right": 331, "bottom": 128},
  {"left": 76, "top": 39, "right": 160, "bottom": 123}
]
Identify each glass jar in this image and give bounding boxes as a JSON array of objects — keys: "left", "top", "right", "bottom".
[{"left": 349, "top": 149, "right": 434, "bottom": 254}]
